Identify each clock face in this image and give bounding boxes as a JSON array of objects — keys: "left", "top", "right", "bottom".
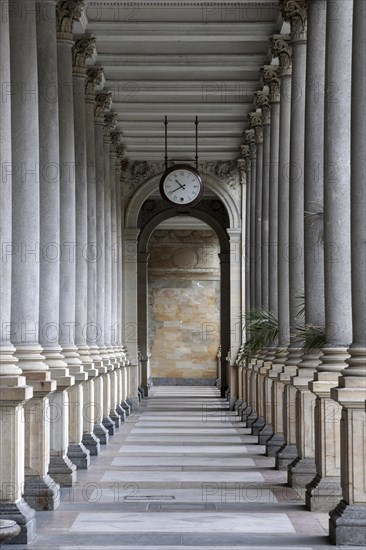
[{"left": 160, "top": 165, "right": 203, "bottom": 206}]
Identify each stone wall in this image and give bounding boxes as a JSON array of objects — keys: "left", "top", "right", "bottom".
[{"left": 148, "top": 229, "right": 220, "bottom": 384}]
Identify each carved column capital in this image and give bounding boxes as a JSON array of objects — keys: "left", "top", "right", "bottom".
[
  {"left": 110, "top": 130, "right": 124, "bottom": 155},
  {"left": 260, "top": 65, "right": 280, "bottom": 103},
  {"left": 85, "top": 65, "right": 104, "bottom": 102},
  {"left": 56, "top": 0, "right": 84, "bottom": 41},
  {"left": 104, "top": 112, "right": 118, "bottom": 141},
  {"left": 255, "top": 91, "right": 270, "bottom": 125},
  {"left": 248, "top": 111, "right": 263, "bottom": 144},
  {"left": 237, "top": 144, "right": 251, "bottom": 178},
  {"left": 244, "top": 129, "right": 256, "bottom": 159},
  {"left": 94, "top": 91, "right": 112, "bottom": 123},
  {"left": 72, "top": 35, "right": 96, "bottom": 77},
  {"left": 270, "top": 34, "right": 292, "bottom": 76},
  {"left": 279, "top": 0, "right": 307, "bottom": 42}
]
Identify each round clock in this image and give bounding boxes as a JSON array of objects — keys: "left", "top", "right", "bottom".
[{"left": 159, "top": 164, "right": 204, "bottom": 207}]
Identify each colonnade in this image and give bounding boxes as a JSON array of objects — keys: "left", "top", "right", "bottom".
[
  {"left": 236, "top": 0, "right": 366, "bottom": 546},
  {"left": 0, "top": 0, "right": 138, "bottom": 543}
]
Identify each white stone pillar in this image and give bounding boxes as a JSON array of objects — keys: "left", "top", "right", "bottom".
[
  {"left": 49, "top": 0, "right": 85, "bottom": 486},
  {"left": 297, "top": 0, "right": 327, "bottom": 510},
  {"left": 67, "top": 35, "right": 98, "bottom": 470},
  {"left": 329, "top": 0, "right": 366, "bottom": 544},
  {"left": 9, "top": 0, "right": 62, "bottom": 519},
  {"left": 82, "top": 65, "right": 104, "bottom": 455},
  {"left": 249, "top": 111, "right": 263, "bottom": 310},
  {"left": 123, "top": 228, "right": 140, "bottom": 380},
  {"left": 247, "top": 130, "right": 256, "bottom": 313},
  {"left": 268, "top": 35, "right": 295, "bottom": 467},
  {"left": 259, "top": 65, "right": 281, "bottom": 445},
  {"left": 0, "top": 1, "right": 35, "bottom": 540},
  {"left": 309, "top": 0, "right": 353, "bottom": 512}
]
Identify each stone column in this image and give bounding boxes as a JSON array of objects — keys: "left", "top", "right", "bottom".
[
  {"left": 267, "top": 35, "right": 293, "bottom": 461},
  {"left": 101, "top": 112, "right": 119, "bottom": 432},
  {"left": 249, "top": 111, "right": 263, "bottom": 310},
  {"left": 123, "top": 228, "right": 140, "bottom": 386},
  {"left": 303, "top": 0, "right": 329, "bottom": 511},
  {"left": 247, "top": 130, "right": 256, "bottom": 313},
  {"left": 0, "top": 0, "right": 35, "bottom": 541},
  {"left": 329, "top": 1, "right": 366, "bottom": 544},
  {"left": 279, "top": 0, "right": 316, "bottom": 493},
  {"left": 307, "top": 0, "right": 352, "bottom": 511},
  {"left": 93, "top": 91, "right": 112, "bottom": 442},
  {"left": 259, "top": 65, "right": 281, "bottom": 445},
  {"left": 82, "top": 65, "right": 104, "bottom": 455},
  {"left": 49, "top": 0, "right": 85, "bottom": 486}
]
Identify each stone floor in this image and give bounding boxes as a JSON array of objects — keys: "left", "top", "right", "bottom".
[{"left": 3, "top": 386, "right": 354, "bottom": 549}]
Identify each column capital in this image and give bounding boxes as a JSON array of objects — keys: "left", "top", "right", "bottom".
[
  {"left": 248, "top": 111, "right": 263, "bottom": 144},
  {"left": 260, "top": 65, "right": 280, "bottom": 103},
  {"left": 72, "top": 34, "right": 96, "bottom": 77},
  {"left": 94, "top": 91, "right": 112, "bottom": 123},
  {"left": 56, "top": 0, "right": 84, "bottom": 42},
  {"left": 237, "top": 145, "right": 250, "bottom": 180},
  {"left": 255, "top": 91, "right": 270, "bottom": 125},
  {"left": 269, "top": 34, "right": 292, "bottom": 76},
  {"left": 244, "top": 129, "right": 256, "bottom": 159},
  {"left": 279, "top": 0, "right": 307, "bottom": 42},
  {"left": 110, "top": 130, "right": 124, "bottom": 152},
  {"left": 104, "top": 112, "right": 118, "bottom": 141},
  {"left": 85, "top": 65, "right": 104, "bottom": 102}
]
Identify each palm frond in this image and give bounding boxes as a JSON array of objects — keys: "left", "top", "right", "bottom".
[
  {"left": 240, "top": 308, "right": 279, "bottom": 363},
  {"left": 294, "top": 323, "right": 326, "bottom": 352}
]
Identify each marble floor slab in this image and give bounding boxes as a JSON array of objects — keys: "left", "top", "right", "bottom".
[
  {"left": 101, "top": 470, "right": 264, "bottom": 483},
  {"left": 70, "top": 511, "right": 296, "bottom": 534},
  {"left": 111, "top": 456, "right": 256, "bottom": 467},
  {"left": 118, "top": 445, "right": 248, "bottom": 455}
]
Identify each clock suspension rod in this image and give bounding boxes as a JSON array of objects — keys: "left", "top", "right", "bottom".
[
  {"left": 195, "top": 115, "right": 199, "bottom": 169},
  {"left": 164, "top": 115, "right": 168, "bottom": 171}
]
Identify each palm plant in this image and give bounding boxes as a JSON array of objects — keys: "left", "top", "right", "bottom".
[
  {"left": 239, "top": 308, "right": 279, "bottom": 363},
  {"left": 293, "top": 292, "right": 326, "bottom": 352}
]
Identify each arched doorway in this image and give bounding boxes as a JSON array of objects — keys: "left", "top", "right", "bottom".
[{"left": 137, "top": 208, "right": 230, "bottom": 397}]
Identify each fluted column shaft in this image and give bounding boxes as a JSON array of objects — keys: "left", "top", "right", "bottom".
[
  {"left": 0, "top": 1, "right": 34, "bottom": 541},
  {"left": 329, "top": 1, "right": 366, "bottom": 544},
  {"left": 303, "top": 0, "right": 338, "bottom": 512}
]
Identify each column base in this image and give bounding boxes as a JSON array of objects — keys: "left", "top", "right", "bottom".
[
  {"left": 237, "top": 401, "right": 247, "bottom": 414},
  {"left": 251, "top": 416, "right": 265, "bottom": 436},
  {"left": 121, "top": 401, "right": 131, "bottom": 416},
  {"left": 93, "top": 423, "right": 109, "bottom": 445},
  {"left": 288, "top": 457, "right": 317, "bottom": 496},
  {"left": 266, "top": 433, "right": 285, "bottom": 457},
  {"left": 329, "top": 500, "right": 366, "bottom": 547},
  {"left": 48, "top": 456, "right": 77, "bottom": 487},
  {"left": 258, "top": 423, "right": 273, "bottom": 445},
  {"left": 126, "top": 397, "right": 138, "bottom": 411},
  {"left": 275, "top": 443, "right": 298, "bottom": 470},
  {"left": 305, "top": 474, "right": 343, "bottom": 512},
  {"left": 116, "top": 404, "right": 126, "bottom": 421},
  {"left": 0, "top": 520, "right": 21, "bottom": 543},
  {"left": 246, "top": 410, "right": 258, "bottom": 428},
  {"left": 102, "top": 416, "right": 116, "bottom": 436},
  {"left": 23, "top": 474, "right": 60, "bottom": 511},
  {"left": 0, "top": 499, "right": 36, "bottom": 544},
  {"left": 234, "top": 398, "right": 243, "bottom": 411},
  {"left": 82, "top": 432, "right": 101, "bottom": 456},
  {"left": 241, "top": 405, "right": 252, "bottom": 421},
  {"left": 67, "top": 443, "right": 90, "bottom": 469},
  {"left": 109, "top": 408, "right": 122, "bottom": 428}
]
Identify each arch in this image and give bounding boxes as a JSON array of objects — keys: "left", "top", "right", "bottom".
[
  {"left": 125, "top": 169, "right": 241, "bottom": 230},
  {"left": 137, "top": 208, "right": 231, "bottom": 398}
]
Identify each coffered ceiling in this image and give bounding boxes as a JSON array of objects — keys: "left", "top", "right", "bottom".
[{"left": 84, "top": 1, "right": 282, "bottom": 162}]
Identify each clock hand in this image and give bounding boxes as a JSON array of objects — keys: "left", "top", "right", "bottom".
[
  {"left": 175, "top": 179, "right": 185, "bottom": 188},
  {"left": 171, "top": 184, "right": 186, "bottom": 193}
]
